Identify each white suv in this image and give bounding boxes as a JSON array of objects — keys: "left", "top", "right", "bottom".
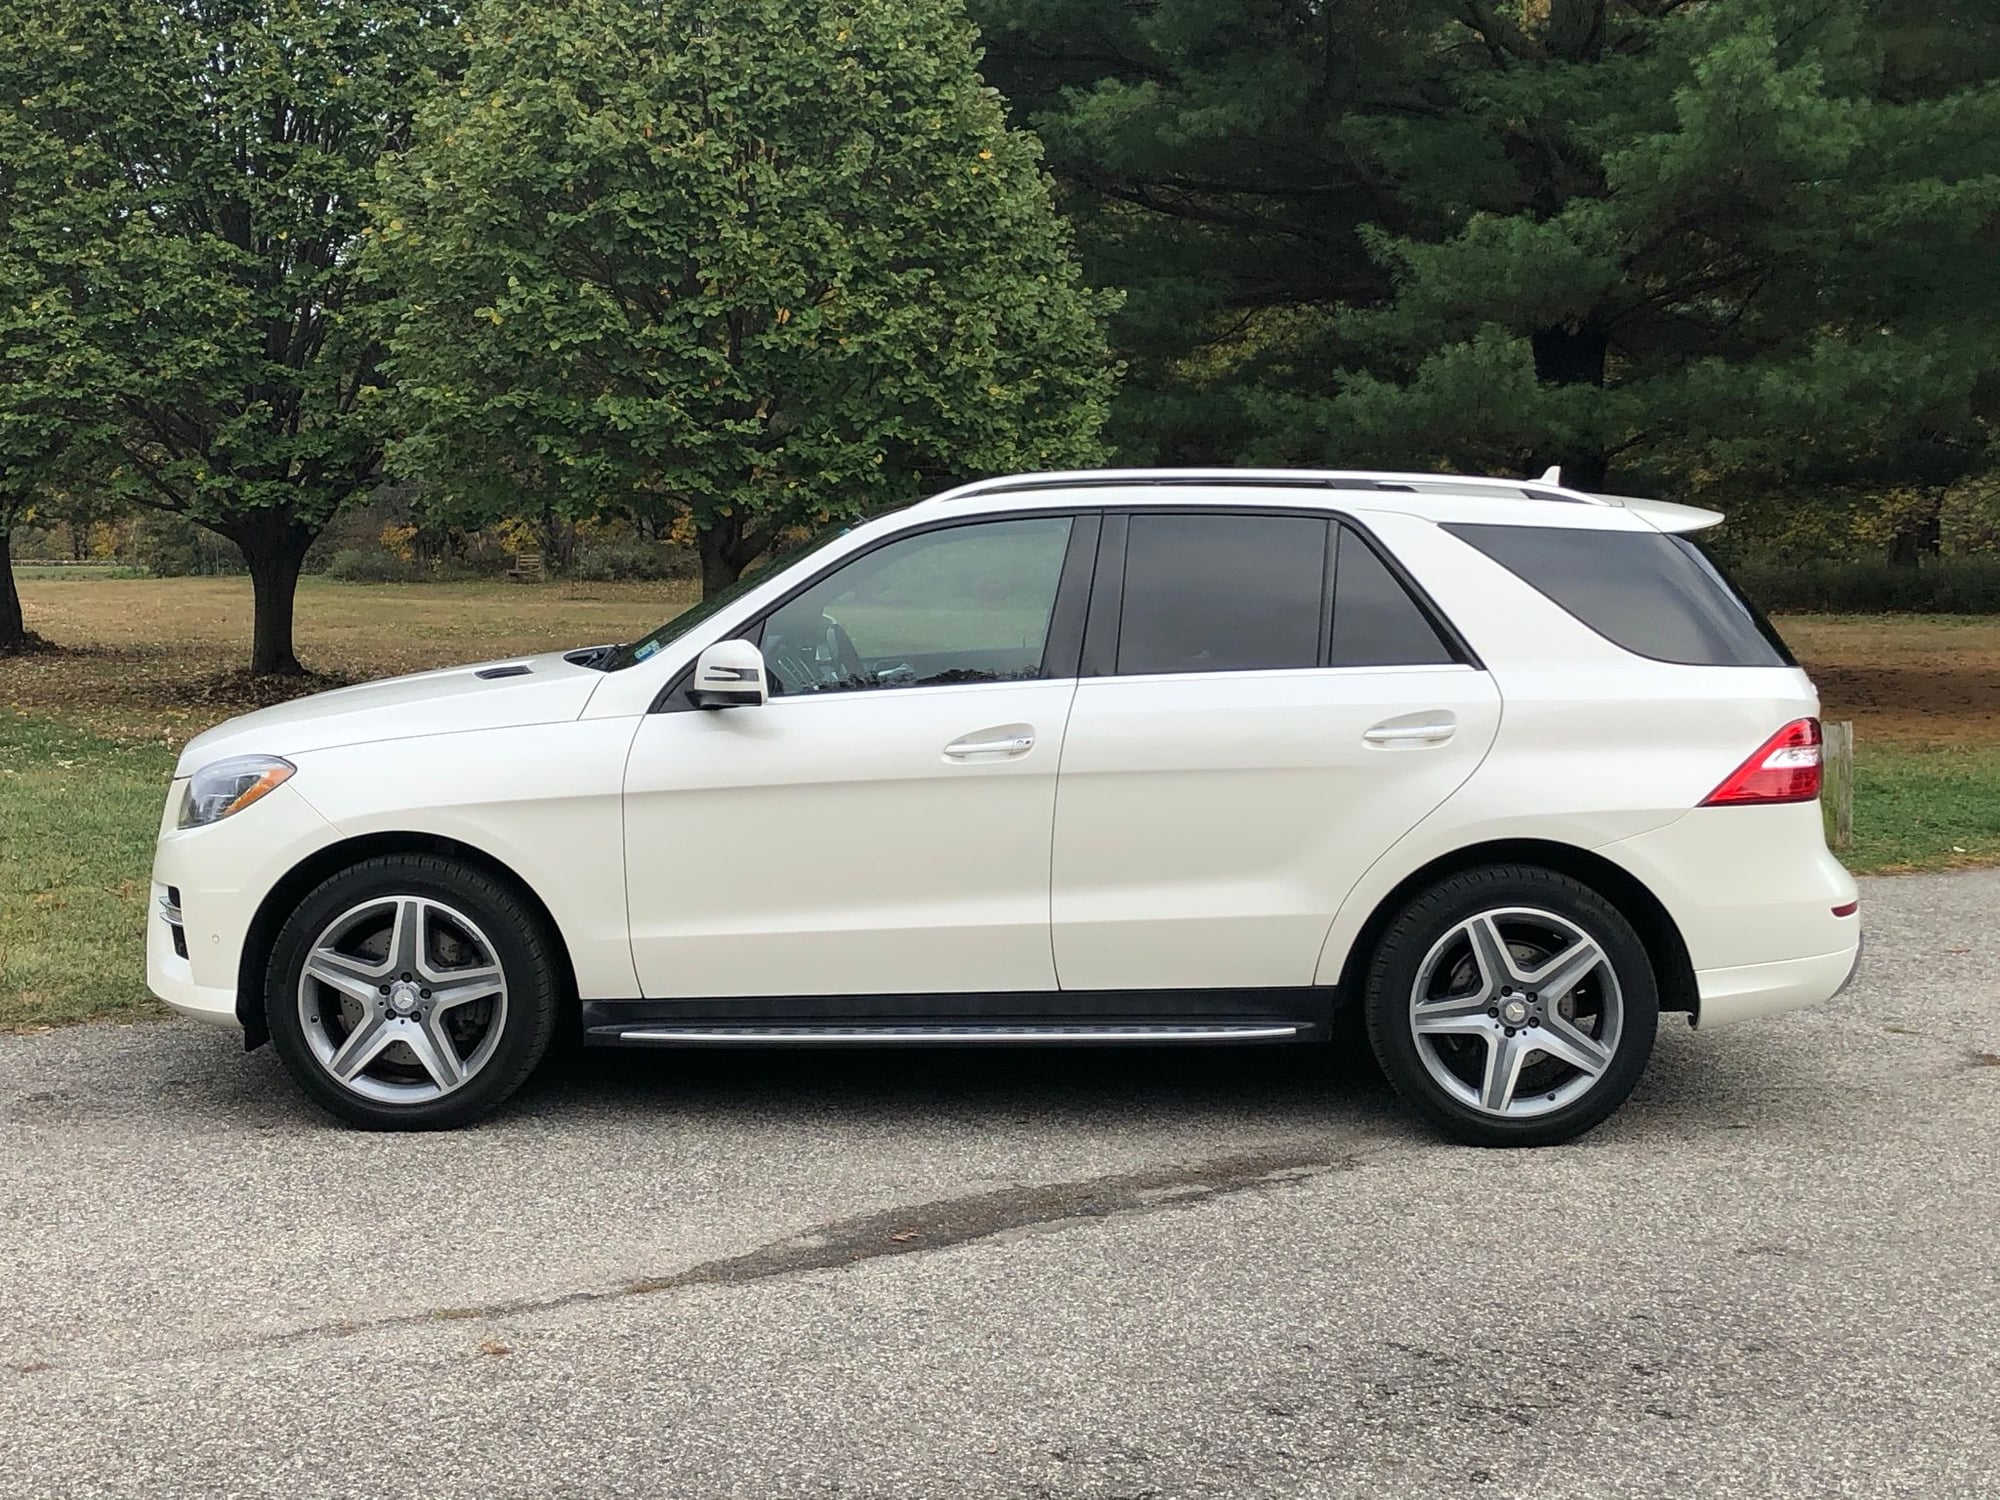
[{"left": 147, "top": 469, "right": 1861, "bottom": 1145}]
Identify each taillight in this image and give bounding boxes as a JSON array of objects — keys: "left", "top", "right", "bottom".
[{"left": 1701, "top": 718, "right": 1823, "bottom": 806}]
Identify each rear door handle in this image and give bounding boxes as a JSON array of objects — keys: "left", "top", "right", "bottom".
[
  {"left": 1363, "top": 715, "right": 1457, "bottom": 747},
  {"left": 944, "top": 726, "right": 1036, "bottom": 760}
]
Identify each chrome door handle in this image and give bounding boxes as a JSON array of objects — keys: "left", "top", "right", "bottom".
[
  {"left": 1363, "top": 722, "right": 1456, "bottom": 746},
  {"left": 944, "top": 733, "right": 1035, "bottom": 759}
]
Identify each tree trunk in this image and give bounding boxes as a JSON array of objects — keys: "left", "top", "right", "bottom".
[
  {"left": 694, "top": 512, "right": 769, "bottom": 598},
  {"left": 1529, "top": 324, "right": 1611, "bottom": 491},
  {"left": 1886, "top": 492, "right": 1942, "bottom": 569},
  {"left": 230, "top": 515, "right": 317, "bottom": 676},
  {"left": 697, "top": 526, "right": 743, "bottom": 598},
  {"left": 0, "top": 523, "right": 46, "bottom": 655},
  {"left": 532, "top": 506, "right": 579, "bottom": 574}
]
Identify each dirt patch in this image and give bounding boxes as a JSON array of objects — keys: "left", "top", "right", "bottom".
[{"left": 1777, "top": 615, "right": 2000, "bottom": 749}]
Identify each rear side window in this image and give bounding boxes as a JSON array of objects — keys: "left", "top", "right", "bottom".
[
  {"left": 1444, "top": 523, "right": 1792, "bottom": 667},
  {"left": 1329, "top": 525, "right": 1458, "bottom": 667},
  {"left": 1117, "top": 513, "right": 1327, "bottom": 674}
]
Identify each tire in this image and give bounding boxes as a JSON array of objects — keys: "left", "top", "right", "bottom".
[
  {"left": 1362, "top": 864, "right": 1659, "bottom": 1147},
  {"left": 263, "top": 854, "right": 561, "bottom": 1130}
]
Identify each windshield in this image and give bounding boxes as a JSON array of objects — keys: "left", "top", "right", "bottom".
[{"left": 600, "top": 521, "right": 858, "bottom": 672}]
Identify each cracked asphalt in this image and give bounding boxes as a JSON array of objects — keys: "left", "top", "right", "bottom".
[{"left": 2, "top": 868, "right": 1996, "bottom": 1499}]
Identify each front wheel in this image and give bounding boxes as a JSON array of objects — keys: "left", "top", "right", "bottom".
[
  {"left": 264, "top": 855, "right": 561, "bottom": 1130},
  {"left": 1362, "top": 865, "right": 1659, "bottom": 1147}
]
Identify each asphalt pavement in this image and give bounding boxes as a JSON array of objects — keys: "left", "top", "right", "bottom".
[{"left": 1, "top": 869, "right": 1996, "bottom": 1499}]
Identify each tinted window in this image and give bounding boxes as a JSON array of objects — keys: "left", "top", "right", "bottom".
[
  {"left": 1329, "top": 525, "right": 1457, "bottom": 667},
  {"left": 760, "top": 517, "right": 1072, "bottom": 695},
  {"left": 1444, "top": 523, "right": 1791, "bottom": 667},
  {"left": 1117, "top": 514, "right": 1327, "bottom": 675}
]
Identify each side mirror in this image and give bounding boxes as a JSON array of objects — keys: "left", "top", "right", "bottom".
[{"left": 688, "top": 638, "right": 769, "bottom": 709}]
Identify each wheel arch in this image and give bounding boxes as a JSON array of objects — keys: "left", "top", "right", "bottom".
[
  {"left": 1333, "top": 838, "right": 1698, "bottom": 1018},
  {"left": 235, "top": 832, "right": 580, "bottom": 1049}
]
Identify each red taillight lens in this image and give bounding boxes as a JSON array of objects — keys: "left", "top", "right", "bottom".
[{"left": 1701, "top": 718, "right": 1823, "bottom": 806}]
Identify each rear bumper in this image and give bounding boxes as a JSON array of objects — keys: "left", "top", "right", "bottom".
[
  {"left": 1596, "top": 801, "right": 1860, "bottom": 1027},
  {"left": 1692, "top": 939, "right": 1862, "bottom": 1029}
]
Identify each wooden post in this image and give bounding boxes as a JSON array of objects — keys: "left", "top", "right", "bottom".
[{"left": 1823, "top": 719, "right": 1855, "bottom": 852}]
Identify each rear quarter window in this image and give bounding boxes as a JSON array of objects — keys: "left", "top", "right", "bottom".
[{"left": 1442, "top": 523, "right": 1794, "bottom": 668}]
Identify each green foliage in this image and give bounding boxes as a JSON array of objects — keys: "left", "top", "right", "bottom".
[
  {"left": 323, "top": 548, "right": 427, "bottom": 583},
  {"left": 0, "top": 0, "right": 463, "bottom": 670},
  {"left": 975, "top": 0, "right": 2000, "bottom": 495},
  {"left": 1735, "top": 557, "right": 2000, "bottom": 614},
  {"left": 569, "top": 541, "right": 693, "bottom": 584},
  {"left": 370, "top": 0, "right": 1119, "bottom": 593},
  {"left": 131, "top": 510, "right": 244, "bottom": 577}
]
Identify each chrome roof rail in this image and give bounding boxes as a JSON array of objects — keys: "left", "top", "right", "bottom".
[{"left": 925, "top": 468, "right": 1622, "bottom": 507}]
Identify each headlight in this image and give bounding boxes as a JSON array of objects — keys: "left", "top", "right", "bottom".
[{"left": 179, "top": 756, "right": 296, "bottom": 829}]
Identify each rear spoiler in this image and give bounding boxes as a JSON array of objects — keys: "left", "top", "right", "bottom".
[
  {"left": 1528, "top": 466, "right": 1724, "bottom": 532},
  {"left": 1593, "top": 494, "right": 1725, "bottom": 534}
]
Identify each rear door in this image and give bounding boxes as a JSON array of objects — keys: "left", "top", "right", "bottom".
[{"left": 1050, "top": 511, "right": 1501, "bottom": 991}]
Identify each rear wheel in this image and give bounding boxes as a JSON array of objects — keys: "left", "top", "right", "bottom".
[
  {"left": 264, "top": 855, "right": 560, "bottom": 1130},
  {"left": 1363, "top": 865, "right": 1659, "bottom": 1147}
]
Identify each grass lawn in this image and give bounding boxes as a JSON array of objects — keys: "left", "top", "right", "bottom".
[{"left": 2, "top": 578, "right": 1997, "bottom": 1029}]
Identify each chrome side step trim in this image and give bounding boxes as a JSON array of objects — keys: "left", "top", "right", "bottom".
[{"left": 604, "top": 1023, "right": 1305, "bottom": 1046}]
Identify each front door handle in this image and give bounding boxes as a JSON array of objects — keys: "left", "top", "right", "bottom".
[
  {"left": 944, "top": 725, "right": 1037, "bottom": 760},
  {"left": 1363, "top": 715, "right": 1457, "bottom": 747}
]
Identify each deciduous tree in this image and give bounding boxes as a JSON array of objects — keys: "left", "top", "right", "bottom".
[
  {"left": 0, "top": 0, "right": 459, "bottom": 673},
  {"left": 372, "top": 0, "right": 1117, "bottom": 596}
]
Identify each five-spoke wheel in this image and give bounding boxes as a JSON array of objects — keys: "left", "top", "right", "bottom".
[
  {"left": 298, "top": 895, "right": 511, "bottom": 1104},
  {"left": 266, "top": 856, "right": 560, "bottom": 1129},
  {"left": 1365, "top": 866, "right": 1657, "bottom": 1146}
]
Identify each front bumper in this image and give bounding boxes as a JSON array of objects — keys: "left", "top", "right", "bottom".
[
  {"left": 144, "top": 778, "right": 335, "bottom": 1031},
  {"left": 146, "top": 891, "right": 240, "bottom": 1026}
]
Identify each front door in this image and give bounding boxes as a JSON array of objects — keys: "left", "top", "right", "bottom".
[
  {"left": 623, "top": 513, "right": 1093, "bottom": 1000},
  {"left": 1052, "top": 512, "right": 1501, "bottom": 991}
]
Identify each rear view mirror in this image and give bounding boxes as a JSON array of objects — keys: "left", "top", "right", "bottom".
[{"left": 689, "top": 639, "right": 769, "bottom": 709}]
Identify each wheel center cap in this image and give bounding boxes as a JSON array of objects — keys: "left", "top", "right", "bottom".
[
  {"left": 388, "top": 982, "right": 422, "bottom": 1017},
  {"left": 1500, "top": 997, "right": 1531, "bottom": 1027}
]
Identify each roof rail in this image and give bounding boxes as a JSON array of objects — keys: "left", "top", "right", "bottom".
[{"left": 924, "top": 468, "right": 1620, "bottom": 507}]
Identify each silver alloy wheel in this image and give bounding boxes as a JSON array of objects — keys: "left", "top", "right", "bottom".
[
  {"left": 296, "top": 895, "right": 510, "bottom": 1104},
  {"left": 1408, "top": 905, "right": 1623, "bottom": 1119}
]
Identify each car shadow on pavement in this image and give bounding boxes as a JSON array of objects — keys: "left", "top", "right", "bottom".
[
  {"left": 29, "top": 1011, "right": 1833, "bottom": 1145},
  {"left": 512, "top": 1033, "right": 1398, "bottom": 1131}
]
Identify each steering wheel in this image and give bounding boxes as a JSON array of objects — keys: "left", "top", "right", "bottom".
[
  {"left": 765, "top": 611, "right": 870, "bottom": 694},
  {"left": 822, "top": 615, "right": 869, "bottom": 686}
]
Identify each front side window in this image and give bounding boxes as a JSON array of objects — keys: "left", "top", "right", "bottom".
[
  {"left": 1116, "top": 513, "right": 1328, "bottom": 675},
  {"left": 759, "top": 516, "right": 1074, "bottom": 696}
]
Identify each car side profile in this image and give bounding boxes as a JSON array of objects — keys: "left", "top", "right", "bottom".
[{"left": 147, "top": 468, "right": 1861, "bottom": 1146}]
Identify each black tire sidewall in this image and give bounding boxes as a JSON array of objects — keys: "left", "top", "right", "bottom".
[
  {"left": 264, "top": 855, "right": 560, "bottom": 1130},
  {"left": 1363, "top": 865, "right": 1660, "bottom": 1148}
]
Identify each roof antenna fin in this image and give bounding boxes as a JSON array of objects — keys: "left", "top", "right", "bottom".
[{"left": 1534, "top": 464, "right": 1562, "bottom": 487}]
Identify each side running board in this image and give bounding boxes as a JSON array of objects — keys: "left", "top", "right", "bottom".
[{"left": 592, "top": 1023, "right": 1308, "bottom": 1047}]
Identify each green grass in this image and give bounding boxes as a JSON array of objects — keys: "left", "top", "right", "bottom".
[
  {"left": 12, "top": 564, "right": 151, "bottom": 582},
  {"left": 0, "top": 713, "right": 173, "bottom": 1028},
  {"left": 1842, "top": 743, "right": 2000, "bottom": 872}
]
